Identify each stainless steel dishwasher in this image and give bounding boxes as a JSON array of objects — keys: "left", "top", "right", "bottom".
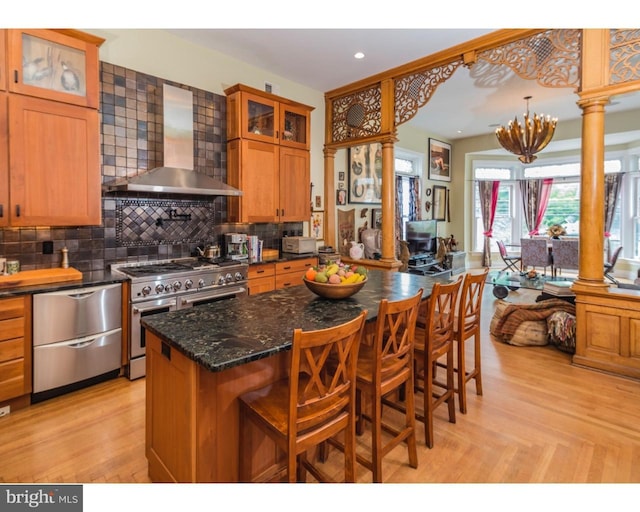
[{"left": 32, "top": 282, "right": 122, "bottom": 402}]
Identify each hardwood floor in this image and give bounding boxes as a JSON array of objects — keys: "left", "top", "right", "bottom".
[{"left": 1, "top": 284, "right": 640, "bottom": 484}]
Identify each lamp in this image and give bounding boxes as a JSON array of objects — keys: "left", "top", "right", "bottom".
[{"left": 495, "top": 96, "right": 557, "bottom": 164}]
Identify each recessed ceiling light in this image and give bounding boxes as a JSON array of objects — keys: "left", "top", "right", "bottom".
[{"left": 354, "top": 52, "right": 365, "bottom": 59}]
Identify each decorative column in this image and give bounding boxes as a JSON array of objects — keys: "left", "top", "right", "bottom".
[
  {"left": 323, "top": 146, "right": 337, "bottom": 249},
  {"left": 573, "top": 99, "right": 608, "bottom": 290},
  {"left": 380, "top": 139, "right": 397, "bottom": 262}
]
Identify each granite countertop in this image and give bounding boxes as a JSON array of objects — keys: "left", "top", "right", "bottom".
[
  {"left": 0, "top": 269, "right": 126, "bottom": 298},
  {"left": 141, "top": 270, "right": 449, "bottom": 373}
]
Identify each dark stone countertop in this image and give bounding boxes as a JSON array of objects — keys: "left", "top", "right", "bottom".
[
  {"left": 0, "top": 269, "right": 126, "bottom": 298},
  {"left": 141, "top": 270, "right": 450, "bottom": 373}
]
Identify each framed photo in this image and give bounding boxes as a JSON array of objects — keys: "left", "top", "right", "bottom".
[
  {"left": 338, "top": 171, "right": 345, "bottom": 182},
  {"left": 314, "top": 195, "right": 323, "bottom": 211},
  {"left": 311, "top": 211, "right": 324, "bottom": 240},
  {"left": 428, "top": 138, "right": 451, "bottom": 182},
  {"left": 348, "top": 143, "right": 382, "bottom": 204},
  {"left": 432, "top": 185, "right": 447, "bottom": 221},
  {"left": 336, "top": 189, "right": 347, "bottom": 206},
  {"left": 371, "top": 208, "right": 382, "bottom": 229}
]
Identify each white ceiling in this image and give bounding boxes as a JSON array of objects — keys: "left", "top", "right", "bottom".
[{"left": 166, "top": 28, "right": 640, "bottom": 149}]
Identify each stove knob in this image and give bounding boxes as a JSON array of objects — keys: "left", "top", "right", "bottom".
[
  {"left": 234, "top": 272, "right": 244, "bottom": 281},
  {"left": 155, "top": 284, "right": 164, "bottom": 294},
  {"left": 173, "top": 281, "right": 182, "bottom": 291},
  {"left": 218, "top": 275, "right": 227, "bottom": 286},
  {"left": 225, "top": 273, "right": 234, "bottom": 284},
  {"left": 164, "top": 283, "right": 173, "bottom": 293},
  {"left": 184, "top": 279, "right": 193, "bottom": 290},
  {"left": 198, "top": 278, "right": 206, "bottom": 289},
  {"left": 141, "top": 285, "right": 152, "bottom": 296}
]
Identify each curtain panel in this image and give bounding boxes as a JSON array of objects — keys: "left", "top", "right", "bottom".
[
  {"left": 478, "top": 180, "right": 500, "bottom": 267},
  {"left": 520, "top": 178, "right": 553, "bottom": 236},
  {"left": 604, "top": 173, "right": 623, "bottom": 260}
]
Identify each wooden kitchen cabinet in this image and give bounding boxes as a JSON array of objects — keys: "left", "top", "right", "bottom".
[
  {"left": 8, "top": 94, "right": 101, "bottom": 226},
  {"left": 0, "top": 28, "right": 103, "bottom": 227},
  {"left": 0, "top": 30, "right": 6, "bottom": 91},
  {"left": 225, "top": 83, "right": 311, "bottom": 149},
  {"left": 275, "top": 257, "right": 317, "bottom": 290},
  {"left": 226, "top": 84, "right": 313, "bottom": 224},
  {"left": 7, "top": 29, "right": 102, "bottom": 108},
  {"left": 0, "top": 93, "right": 7, "bottom": 228},
  {"left": 0, "top": 296, "right": 32, "bottom": 407},
  {"left": 247, "top": 263, "right": 276, "bottom": 296}
]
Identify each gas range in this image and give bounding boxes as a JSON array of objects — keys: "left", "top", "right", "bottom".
[{"left": 111, "top": 257, "right": 248, "bottom": 303}]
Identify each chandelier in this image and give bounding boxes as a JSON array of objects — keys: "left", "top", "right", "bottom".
[{"left": 495, "top": 96, "right": 557, "bottom": 164}]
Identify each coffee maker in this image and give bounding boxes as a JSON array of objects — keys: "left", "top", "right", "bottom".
[{"left": 225, "top": 233, "right": 248, "bottom": 261}]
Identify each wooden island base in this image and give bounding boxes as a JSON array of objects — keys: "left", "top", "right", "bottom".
[{"left": 145, "top": 333, "right": 288, "bottom": 483}]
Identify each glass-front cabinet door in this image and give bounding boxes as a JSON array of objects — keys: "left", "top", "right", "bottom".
[
  {"left": 280, "top": 103, "right": 310, "bottom": 149},
  {"left": 241, "top": 92, "right": 279, "bottom": 143},
  {"left": 7, "top": 29, "right": 100, "bottom": 108}
]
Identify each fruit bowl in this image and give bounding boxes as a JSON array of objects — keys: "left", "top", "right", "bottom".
[{"left": 302, "top": 276, "right": 367, "bottom": 299}]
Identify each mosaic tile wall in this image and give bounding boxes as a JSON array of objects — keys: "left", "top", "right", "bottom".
[{"left": 0, "top": 62, "right": 301, "bottom": 273}]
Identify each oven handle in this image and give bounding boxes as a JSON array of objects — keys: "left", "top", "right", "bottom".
[
  {"left": 180, "top": 287, "right": 247, "bottom": 306},
  {"left": 133, "top": 300, "right": 177, "bottom": 314}
]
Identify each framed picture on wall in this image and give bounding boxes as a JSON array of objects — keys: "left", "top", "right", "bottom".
[
  {"left": 428, "top": 138, "right": 451, "bottom": 182},
  {"left": 338, "top": 171, "right": 345, "bottom": 181},
  {"left": 432, "top": 185, "right": 447, "bottom": 221},
  {"left": 348, "top": 143, "right": 382, "bottom": 204},
  {"left": 371, "top": 208, "right": 382, "bottom": 229},
  {"left": 336, "top": 189, "right": 347, "bottom": 206},
  {"left": 311, "top": 211, "right": 324, "bottom": 240}
]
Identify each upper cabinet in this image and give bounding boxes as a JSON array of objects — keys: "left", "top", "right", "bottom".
[
  {"left": 225, "top": 84, "right": 314, "bottom": 224},
  {"left": 7, "top": 29, "right": 102, "bottom": 109},
  {"left": 226, "top": 83, "right": 312, "bottom": 150},
  {"left": 0, "top": 29, "right": 104, "bottom": 227}
]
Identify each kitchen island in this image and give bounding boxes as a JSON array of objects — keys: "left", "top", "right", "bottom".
[{"left": 141, "top": 269, "right": 447, "bottom": 483}]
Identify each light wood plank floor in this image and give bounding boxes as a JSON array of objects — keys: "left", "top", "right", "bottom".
[{"left": 1, "top": 285, "right": 640, "bottom": 484}]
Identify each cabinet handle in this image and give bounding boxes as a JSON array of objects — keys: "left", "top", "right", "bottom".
[
  {"left": 0, "top": 204, "right": 3, "bottom": 218},
  {"left": 13, "top": 70, "right": 18, "bottom": 83},
  {"left": 281, "top": 209, "right": 284, "bottom": 216},
  {"left": 15, "top": 205, "right": 20, "bottom": 217}
]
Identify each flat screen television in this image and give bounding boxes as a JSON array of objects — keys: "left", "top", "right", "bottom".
[{"left": 406, "top": 220, "right": 438, "bottom": 255}]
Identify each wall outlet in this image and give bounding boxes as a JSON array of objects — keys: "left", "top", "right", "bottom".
[
  {"left": 0, "top": 405, "right": 10, "bottom": 417},
  {"left": 43, "top": 241, "right": 54, "bottom": 254}
]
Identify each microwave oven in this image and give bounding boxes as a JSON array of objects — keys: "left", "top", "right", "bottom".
[{"left": 282, "top": 236, "right": 316, "bottom": 254}]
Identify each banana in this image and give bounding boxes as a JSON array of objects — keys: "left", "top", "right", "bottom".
[{"left": 326, "top": 264, "right": 339, "bottom": 276}]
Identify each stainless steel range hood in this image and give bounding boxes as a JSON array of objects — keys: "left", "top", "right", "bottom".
[{"left": 105, "top": 84, "right": 242, "bottom": 197}]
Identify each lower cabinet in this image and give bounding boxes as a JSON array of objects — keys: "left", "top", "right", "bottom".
[
  {"left": 275, "top": 258, "right": 317, "bottom": 290},
  {"left": 248, "top": 258, "right": 318, "bottom": 295},
  {"left": 0, "top": 295, "right": 31, "bottom": 407},
  {"left": 248, "top": 263, "right": 275, "bottom": 296}
]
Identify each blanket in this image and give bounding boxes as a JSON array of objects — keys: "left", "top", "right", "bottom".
[{"left": 495, "top": 299, "right": 576, "bottom": 337}]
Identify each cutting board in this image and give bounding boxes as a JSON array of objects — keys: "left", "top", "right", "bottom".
[{"left": 0, "top": 267, "right": 83, "bottom": 289}]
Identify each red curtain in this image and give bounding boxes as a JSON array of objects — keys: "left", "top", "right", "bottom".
[{"left": 478, "top": 180, "right": 500, "bottom": 267}]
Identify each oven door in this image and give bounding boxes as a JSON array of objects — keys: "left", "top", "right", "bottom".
[
  {"left": 130, "top": 298, "right": 177, "bottom": 360},
  {"left": 177, "top": 285, "right": 247, "bottom": 309}
]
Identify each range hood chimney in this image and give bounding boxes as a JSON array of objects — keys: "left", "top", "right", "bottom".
[{"left": 104, "top": 84, "right": 242, "bottom": 197}]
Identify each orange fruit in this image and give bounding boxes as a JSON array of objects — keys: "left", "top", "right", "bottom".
[{"left": 305, "top": 267, "right": 317, "bottom": 281}]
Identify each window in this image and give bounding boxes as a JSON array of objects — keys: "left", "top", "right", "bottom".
[
  {"left": 472, "top": 158, "right": 630, "bottom": 258},
  {"left": 395, "top": 148, "right": 423, "bottom": 240}
]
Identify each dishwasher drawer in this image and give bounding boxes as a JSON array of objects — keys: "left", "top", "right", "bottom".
[
  {"left": 33, "top": 283, "right": 122, "bottom": 346},
  {"left": 33, "top": 328, "right": 122, "bottom": 393}
]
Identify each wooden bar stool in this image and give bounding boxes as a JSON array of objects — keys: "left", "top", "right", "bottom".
[
  {"left": 238, "top": 310, "right": 367, "bottom": 483},
  {"left": 452, "top": 269, "right": 488, "bottom": 413},
  {"left": 413, "top": 277, "right": 462, "bottom": 448},
  {"left": 353, "top": 289, "right": 422, "bottom": 482}
]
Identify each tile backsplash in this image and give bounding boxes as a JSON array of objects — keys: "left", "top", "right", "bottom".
[{"left": 0, "top": 63, "right": 301, "bottom": 273}]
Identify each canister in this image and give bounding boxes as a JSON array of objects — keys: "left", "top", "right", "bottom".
[{"left": 6, "top": 260, "right": 20, "bottom": 275}]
